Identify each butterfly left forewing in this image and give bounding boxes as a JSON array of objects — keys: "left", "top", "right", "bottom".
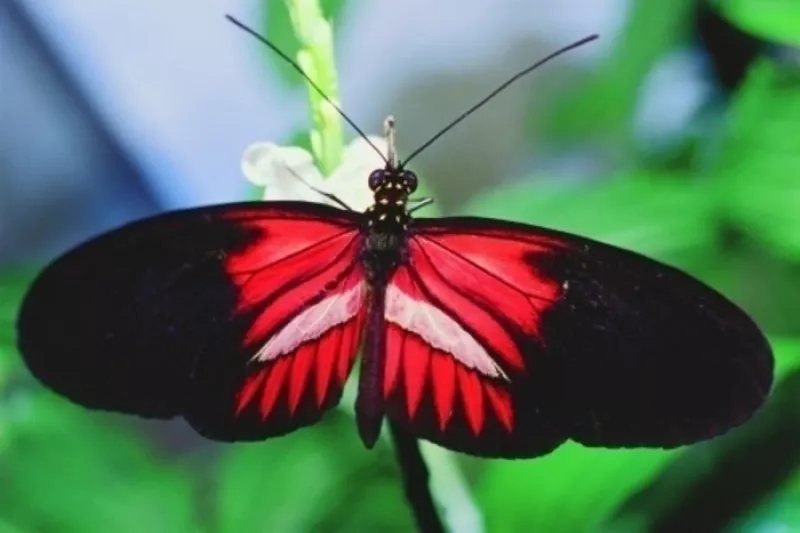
[
  {"left": 17, "top": 201, "right": 366, "bottom": 441},
  {"left": 197, "top": 239, "right": 367, "bottom": 441}
]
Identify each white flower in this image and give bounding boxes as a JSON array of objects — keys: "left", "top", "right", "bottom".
[{"left": 241, "top": 136, "right": 388, "bottom": 212}]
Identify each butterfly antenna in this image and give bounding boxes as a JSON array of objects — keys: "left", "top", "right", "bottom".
[
  {"left": 225, "top": 15, "right": 389, "bottom": 165},
  {"left": 402, "top": 34, "right": 600, "bottom": 167}
]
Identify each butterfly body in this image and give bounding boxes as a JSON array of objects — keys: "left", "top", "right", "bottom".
[{"left": 357, "top": 167, "right": 417, "bottom": 446}]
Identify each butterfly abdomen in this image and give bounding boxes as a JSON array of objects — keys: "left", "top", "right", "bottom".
[{"left": 355, "top": 283, "right": 388, "bottom": 448}]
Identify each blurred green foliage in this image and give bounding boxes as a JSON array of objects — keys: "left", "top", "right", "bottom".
[
  {"left": 540, "top": 0, "right": 694, "bottom": 153},
  {"left": 466, "top": 176, "right": 716, "bottom": 267},
  {"left": 477, "top": 444, "right": 678, "bottom": 532},
  {"left": 3, "top": 1, "right": 800, "bottom": 531},
  {"left": 714, "top": 58, "right": 800, "bottom": 261},
  {"left": 715, "top": 0, "right": 800, "bottom": 45}
]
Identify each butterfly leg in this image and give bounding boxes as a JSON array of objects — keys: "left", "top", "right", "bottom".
[
  {"left": 408, "top": 197, "right": 435, "bottom": 214},
  {"left": 280, "top": 161, "right": 354, "bottom": 211}
]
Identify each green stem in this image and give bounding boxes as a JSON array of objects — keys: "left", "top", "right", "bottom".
[
  {"left": 340, "top": 381, "right": 485, "bottom": 533},
  {"left": 284, "top": 5, "right": 482, "bottom": 531},
  {"left": 285, "top": 0, "right": 344, "bottom": 176}
]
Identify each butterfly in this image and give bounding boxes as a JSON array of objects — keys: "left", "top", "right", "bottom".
[{"left": 15, "top": 19, "right": 773, "bottom": 459}]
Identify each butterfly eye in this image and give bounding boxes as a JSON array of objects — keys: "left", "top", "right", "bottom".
[
  {"left": 368, "top": 170, "right": 385, "bottom": 191},
  {"left": 403, "top": 171, "right": 418, "bottom": 193}
]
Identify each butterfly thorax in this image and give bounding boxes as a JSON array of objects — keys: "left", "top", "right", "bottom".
[{"left": 361, "top": 167, "right": 414, "bottom": 284}]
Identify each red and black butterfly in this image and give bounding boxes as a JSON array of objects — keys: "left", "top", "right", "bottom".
[{"left": 15, "top": 20, "right": 773, "bottom": 459}]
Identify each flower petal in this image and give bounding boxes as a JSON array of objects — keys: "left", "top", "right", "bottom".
[
  {"left": 241, "top": 136, "right": 388, "bottom": 210},
  {"left": 241, "top": 142, "right": 324, "bottom": 202},
  {"left": 325, "top": 136, "right": 388, "bottom": 211}
]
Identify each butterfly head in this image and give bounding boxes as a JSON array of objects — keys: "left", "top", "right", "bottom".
[
  {"left": 368, "top": 167, "right": 418, "bottom": 196},
  {"left": 365, "top": 166, "right": 417, "bottom": 232}
]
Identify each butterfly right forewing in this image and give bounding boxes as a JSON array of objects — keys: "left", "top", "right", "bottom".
[{"left": 379, "top": 216, "right": 772, "bottom": 457}]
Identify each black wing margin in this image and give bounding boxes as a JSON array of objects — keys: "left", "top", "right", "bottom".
[
  {"left": 536, "top": 227, "right": 774, "bottom": 448},
  {"left": 15, "top": 201, "right": 361, "bottom": 432}
]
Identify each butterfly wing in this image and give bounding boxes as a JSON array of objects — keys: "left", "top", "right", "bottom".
[
  {"left": 382, "top": 217, "right": 772, "bottom": 458},
  {"left": 17, "top": 201, "right": 367, "bottom": 441}
]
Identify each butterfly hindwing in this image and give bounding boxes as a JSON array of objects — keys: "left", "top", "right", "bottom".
[
  {"left": 200, "top": 235, "right": 367, "bottom": 440},
  {"left": 382, "top": 233, "right": 568, "bottom": 458},
  {"left": 383, "top": 217, "right": 772, "bottom": 457},
  {"left": 16, "top": 201, "right": 365, "bottom": 441}
]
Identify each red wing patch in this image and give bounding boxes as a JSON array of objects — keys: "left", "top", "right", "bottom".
[
  {"left": 384, "top": 322, "right": 514, "bottom": 434},
  {"left": 383, "top": 266, "right": 517, "bottom": 451},
  {"left": 219, "top": 208, "right": 367, "bottom": 436},
  {"left": 410, "top": 226, "right": 567, "bottom": 349},
  {"left": 234, "top": 304, "right": 366, "bottom": 421},
  {"left": 382, "top": 222, "right": 570, "bottom": 457}
]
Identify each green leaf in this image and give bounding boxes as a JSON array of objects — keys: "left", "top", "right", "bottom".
[
  {"left": 716, "top": 0, "right": 800, "bottom": 45},
  {"left": 604, "top": 337, "right": 800, "bottom": 532},
  {"left": 0, "top": 518, "right": 26, "bottom": 533},
  {"left": 714, "top": 59, "right": 800, "bottom": 261},
  {"left": 246, "top": 129, "right": 313, "bottom": 200},
  {"left": 0, "top": 270, "right": 34, "bottom": 418},
  {"left": 0, "top": 395, "right": 200, "bottom": 533},
  {"left": 463, "top": 175, "right": 716, "bottom": 266},
  {"left": 0, "top": 270, "right": 33, "bottom": 359},
  {"left": 476, "top": 444, "right": 677, "bottom": 532},
  {"left": 216, "top": 418, "right": 367, "bottom": 533},
  {"left": 1, "top": 271, "right": 35, "bottom": 452},
  {"left": 262, "top": 0, "right": 348, "bottom": 89},
  {"left": 0, "top": 270, "right": 30, "bottom": 318},
  {"left": 730, "top": 469, "right": 800, "bottom": 532},
  {"left": 772, "top": 337, "right": 800, "bottom": 380},
  {"left": 319, "top": 476, "right": 412, "bottom": 532}
]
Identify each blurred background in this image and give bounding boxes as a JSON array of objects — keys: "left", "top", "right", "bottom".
[{"left": 1, "top": 0, "right": 799, "bottom": 531}]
